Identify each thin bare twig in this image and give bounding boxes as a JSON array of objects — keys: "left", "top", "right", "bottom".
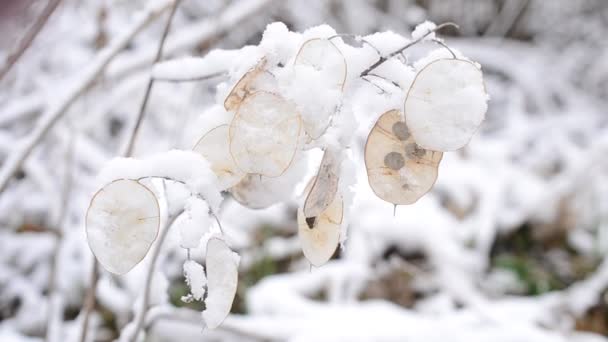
[
  {"left": 360, "top": 22, "right": 459, "bottom": 77},
  {"left": 128, "top": 209, "right": 185, "bottom": 342},
  {"left": 0, "top": 0, "right": 62, "bottom": 81},
  {"left": 153, "top": 71, "right": 226, "bottom": 83},
  {"left": 123, "top": 0, "right": 182, "bottom": 156},
  {"left": 0, "top": 0, "right": 176, "bottom": 194}
]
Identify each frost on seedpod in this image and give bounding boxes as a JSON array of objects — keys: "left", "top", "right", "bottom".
[
  {"left": 202, "top": 238, "right": 239, "bottom": 329},
  {"left": 224, "top": 58, "right": 276, "bottom": 112},
  {"left": 298, "top": 177, "right": 343, "bottom": 267},
  {"left": 303, "top": 147, "right": 341, "bottom": 220},
  {"left": 288, "top": 38, "right": 346, "bottom": 139},
  {"left": 193, "top": 124, "right": 245, "bottom": 190},
  {"left": 183, "top": 260, "right": 206, "bottom": 301},
  {"left": 405, "top": 58, "right": 488, "bottom": 151},
  {"left": 229, "top": 91, "right": 302, "bottom": 177},
  {"left": 86, "top": 179, "right": 160, "bottom": 275},
  {"left": 365, "top": 110, "right": 442, "bottom": 205}
]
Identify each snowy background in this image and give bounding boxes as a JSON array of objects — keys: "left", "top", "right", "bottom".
[{"left": 1, "top": 0, "right": 608, "bottom": 341}]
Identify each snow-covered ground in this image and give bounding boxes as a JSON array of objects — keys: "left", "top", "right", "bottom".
[{"left": 1, "top": 1, "right": 607, "bottom": 341}]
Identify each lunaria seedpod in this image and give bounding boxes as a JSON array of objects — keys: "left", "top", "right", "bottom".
[
  {"left": 294, "top": 38, "right": 347, "bottom": 139},
  {"left": 86, "top": 179, "right": 160, "bottom": 275},
  {"left": 193, "top": 124, "right": 245, "bottom": 190},
  {"left": 297, "top": 177, "right": 343, "bottom": 267},
  {"left": 229, "top": 91, "right": 302, "bottom": 177},
  {"left": 202, "top": 237, "right": 239, "bottom": 329},
  {"left": 365, "top": 110, "right": 442, "bottom": 205},
  {"left": 405, "top": 58, "right": 488, "bottom": 151},
  {"left": 224, "top": 58, "right": 275, "bottom": 112}
]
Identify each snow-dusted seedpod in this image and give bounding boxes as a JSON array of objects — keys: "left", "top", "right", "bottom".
[
  {"left": 203, "top": 237, "right": 239, "bottom": 329},
  {"left": 405, "top": 58, "right": 488, "bottom": 151},
  {"left": 303, "top": 148, "right": 340, "bottom": 220},
  {"left": 193, "top": 124, "right": 245, "bottom": 190},
  {"left": 229, "top": 91, "right": 302, "bottom": 177},
  {"left": 298, "top": 179, "right": 343, "bottom": 267},
  {"left": 294, "top": 38, "right": 347, "bottom": 91},
  {"left": 85, "top": 179, "right": 160, "bottom": 275},
  {"left": 365, "top": 110, "right": 442, "bottom": 205},
  {"left": 293, "top": 38, "right": 347, "bottom": 139},
  {"left": 224, "top": 58, "right": 274, "bottom": 112}
]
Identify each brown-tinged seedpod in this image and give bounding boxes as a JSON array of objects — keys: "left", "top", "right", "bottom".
[
  {"left": 364, "top": 110, "right": 442, "bottom": 205},
  {"left": 193, "top": 124, "right": 245, "bottom": 190},
  {"left": 224, "top": 58, "right": 275, "bottom": 112},
  {"left": 297, "top": 178, "right": 343, "bottom": 267},
  {"left": 229, "top": 91, "right": 302, "bottom": 177},
  {"left": 405, "top": 58, "right": 488, "bottom": 152},
  {"left": 85, "top": 179, "right": 160, "bottom": 275},
  {"left": 303, "top": 147, "right": 340, "bottom": 219}
]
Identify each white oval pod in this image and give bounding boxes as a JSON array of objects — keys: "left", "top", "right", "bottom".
[
  {"left": 229, "top": 174, "right": 280, "bottom": 209},
  {"left": 294, "top": 38, "right": 347, "bottom": 90},
  {"left": 86, "top": 179, "right": 160, "bottom": 275},
  {"left": 365, "top": 110, "right": 442, "bottom": 205},
  {"left": 298, "top": 179, "right": 343, "bottom": 267},
  {"left": 203, "top": 237, "right": 239, "bottom": 329},
  {"left": 193, "top": 125, "right": 245, "bottom": 190},
  {"left": 405, "top": 59, "right": 488, "bottom": 151},
  {"left": 229, "top": 91, "right": 301, "bottom": 177},
  {"left": 293, "top": 38, "right": 347, "bottom": 139}
]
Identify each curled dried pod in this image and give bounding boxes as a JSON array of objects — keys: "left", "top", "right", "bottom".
[
  {"left": 365, "top": 110, "right": 442, "bottom": 205},
  {"left": 193, "top": 124, "right": 245, "bottom": 190},
  {"left": 229, "top": 91, "right": 302, "bottom": 177},
  {"left": 303, "top": 147, "right": 340, "bottom": 220},
  {"left": 297, "top": 178, "right": 343, "bottom": 267},
  {"left": 405, "top": 58, "right": 488, "bottom": 151},
  {"left": 224, "top": 58, "right": 275, "bottom": 112},
  {"left": 86, "top": 179, "right": 160, "bottom": 275}
]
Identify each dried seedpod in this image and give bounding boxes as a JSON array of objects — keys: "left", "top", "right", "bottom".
[
  {"left": 405, "top": 58, "right": 488, "bottom": 151},
  {"left": 365, "top": 110, "right": 442, "bottom": 205},
  {"left": 294, "top": 38, "right": 347, "bottom": 90},
  {"left": 298, "top": 178, "right": 343, "bottom": 267},
  {"left": 193, "top": 124, "right": 245, "bottom": 190},
  {"left": 85, "top": 179, "right": 160, "bottom": 275},
  {"left": 229, "top": 91, "right": 302, "bottom": 177},
  {"left": 303, "top": 147, "right": 340, "bottom": 220},
  {"left": 294, "top": 38, "right": 347, "bottom": 139},
  {"left": 224, "top": 58, "right": 275, "bottom": 112},
  {"left": 203, "top": 237, "right": 239, "bottom": 329}
]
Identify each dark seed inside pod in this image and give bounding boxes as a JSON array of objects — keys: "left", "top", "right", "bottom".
[
  {"left": 392, "top": 121, "right": 410, "bottom": 141},
  {"left": 305, "top": 216, "right": 317, "bottom": 229},
  {"left": 405, "top": 143, "right": 427, "bottom": 158},
  {"left": 384, "top": 152, "right": 405, "bottom": 170}
]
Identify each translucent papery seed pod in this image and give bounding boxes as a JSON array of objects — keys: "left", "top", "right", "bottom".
[
  {"left": 303, "top": 147, "right": 340, "bottom": 220},
  {"left": 365, "top": 110, "right": 443, "bottom": 205},
  {"left": 293, "top": 38, "right": 347, "bottom": 139},
  {"left": 294, "top": 38, "right": 347, "bottom": 91},
  {"left": 297, "top": 178, "right": 343, "bottom": 267},
  {"left": 202, "top": 237, "right": 239, "bottom": 329},
  {"left": 229, "top": 91, "right": 302, "bottom": 177},
  {"left": 85, "top": 179, "right": 160, "bottom": 275},
  {"left": 224, "top": 58, "right": 275, "bottom": 112},
  {"left": 405, "top": 58, "right": 488, "bottom": 151},
  {"left": 193, "top": 124, "right": 245, "bottom": 190}
]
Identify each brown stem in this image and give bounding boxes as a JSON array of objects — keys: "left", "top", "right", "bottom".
[{"left": 0, "top": 0, "right": 62, "bottom": 81}]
